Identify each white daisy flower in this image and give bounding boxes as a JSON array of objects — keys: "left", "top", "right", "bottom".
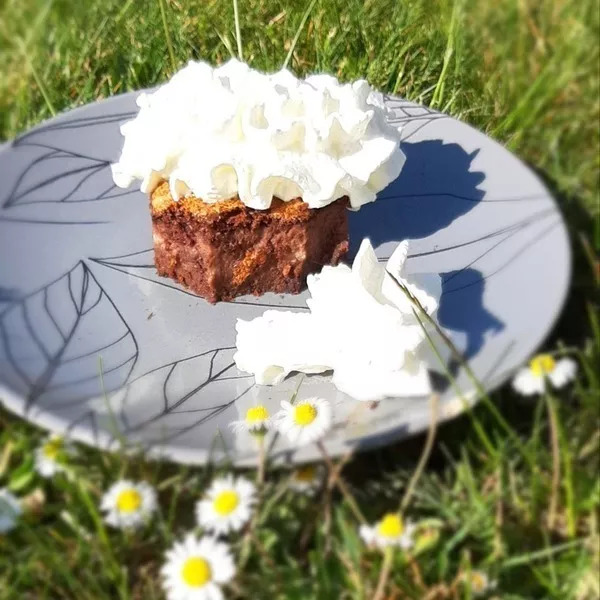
[
  {"left": 462, "top": 570, "right": 497, "bottom": 596},
  {"left": 196, "top": 475, "right": 255, "bottom": 535},
  {"left": 0, "top": 488, "right": 21, "bottom": 533},
  {"left": 100, "top": 480, "right": 157, "bottom": 529},
  {"left": 359, "top": 513, "right": 416, "bottom": 549},
  {"left": 289, "top": 464, "right": 326, "bottom": 495},
  {"left": 276, "top": 397, "right": 332, "bottom": 446},
  {"left": 229, "top": 403, "right": 272, "bottom": 435},
  {"left": 161, "top": 533, "right": 235, "bottom": 600},
  {"left": 34, "top": 434, "right": 74, "bottom": 478},
  {"left": 512, "top": 354, "right": 577, "bottom": 396}
]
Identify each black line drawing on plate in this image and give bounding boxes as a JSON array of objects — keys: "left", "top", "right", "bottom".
[
  {"left": 13, "top": 111, "right": 138, "bottom": 146},
  {"left": 0, "top": 261, "right": 138, "bottom": 413},
  {"left": 441, "top": 216, "right": 561, "bottom": 294},
  {"left": 74, "top": 347, "right": 254, "bottom": 448}
]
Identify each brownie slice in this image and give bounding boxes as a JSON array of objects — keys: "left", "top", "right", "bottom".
[{"left": 150, "top": 181, "right": 349, "bottom": 303}]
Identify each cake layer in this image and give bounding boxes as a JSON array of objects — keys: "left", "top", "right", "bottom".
[{"left": 150, "top": 182, "right": 349, "bottom": 303}]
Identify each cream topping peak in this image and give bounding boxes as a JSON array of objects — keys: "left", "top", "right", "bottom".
[{"left": 111, "top": 59, "right": 404, "bottom": 209}]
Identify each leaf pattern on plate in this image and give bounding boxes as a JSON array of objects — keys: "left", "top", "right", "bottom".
[
  {"left": 0, "top": 261, "right": 138, "bottom": 412},
  {"left": 0, "top": 108, "right": 140, "bottom": 225},
  {"left": 376, "top": 207, "right": 558, "bottom": 267},
  {"left": 89, "top": 347, "right": 253, "bottom": 445},
  {"left": 382, "top": 96, "right": 447, "bottom": 141},
  {"left": 0, "top": 286, "right": 20, "bottom": 312},
  {"left": 0, "top": 147, "right": 137, "bottom": 210},
  {"left": 12, "top": 111, "right": 137, "bottom": 147}
]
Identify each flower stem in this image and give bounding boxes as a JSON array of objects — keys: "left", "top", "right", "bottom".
[
  {"left": 558, "top": 418, "right": 576, "bottom": 537},
  {"left": 256, "top": 434, "right": 266, "bottom": 489},
  {"left": 399, "top": 393, "right": 439, "bottom": 513},
  {"left": 372, "top": 547, "right": 394, "bottom": 600},
  {"left": 318, "top": 441, "right": 366, "bottom": 524},
  {"left": 239, "top": 434, "right": 266, "bottom": 567},
  {"left": 389, "top": 274, "right": 535, "bottom": 469},
  {"left": 544, "top": 392, "right": 561, "bottom": 530},
  {"left": 416, "top": 311, "right": 496, "bottom": 457},
  {"left": 98, "top": 356, "right": 128, "bottom": 453},
  {"left": 408, "top": 556, "right": 426, "bottom": 590}
]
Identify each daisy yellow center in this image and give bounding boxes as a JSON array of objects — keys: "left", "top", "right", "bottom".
[
  {"left": 246, "top": 405, "right": 269, "bottom": 424},
  {"left": 294, "top": 403, "right": 317, "bottom": 426},
  {"left": 530, "top": 354, "right": 556, "bottom": 376},
  {"left": 470, "top": 572, "right": 486, "bottom": 592},
  {"left": 181, "top": 557, "right": 211, "bottom": 587},
  {"left": 294, "top": 466, "right": 316, "bottom": 482},
  {"left": 377, "top": 513, "right": 404, "bottom": 538},
  {"left": 43, "top": 438, "right": 63, "bottom": 459},
  {"left": 213, "top": 490, "right": 239, "bottom": 515},
  {"left": 116, "top": 489, "right": 142, "bottom": 513}
]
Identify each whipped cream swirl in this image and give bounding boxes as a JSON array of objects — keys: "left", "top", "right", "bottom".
[
  {"left": 111, "top": 60, "right": 404, "bottom": 209},
  {"left": 234, "top": 239, "right": 461, "bottom": 402}
]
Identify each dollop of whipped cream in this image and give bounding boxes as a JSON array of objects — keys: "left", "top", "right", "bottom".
[
  {"left": 111, "top": 59, "right": 404, "bottom": 210},
  {"left": 234, "top": 239, "right": 447, "bottom": 402}
]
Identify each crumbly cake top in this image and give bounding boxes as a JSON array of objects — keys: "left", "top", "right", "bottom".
[{"left": 150, "top": 180, "right": 317, "bottom": 221}]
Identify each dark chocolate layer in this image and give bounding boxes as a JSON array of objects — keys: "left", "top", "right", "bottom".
[{"left": 150, "top": 182, "right": 349, "bottom": 303}]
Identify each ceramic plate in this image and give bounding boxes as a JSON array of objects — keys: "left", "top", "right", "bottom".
[{"left": 0, "top": 93, "right": 570, "bottom": 465}]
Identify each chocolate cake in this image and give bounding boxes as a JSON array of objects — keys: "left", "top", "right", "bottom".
[{"left": 150, "top": 181, "right": 349, "bottom": 303}]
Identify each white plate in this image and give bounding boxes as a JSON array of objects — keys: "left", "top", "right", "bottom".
[{"left": 0, "top": 93, "right": 570, "bottom": 465}]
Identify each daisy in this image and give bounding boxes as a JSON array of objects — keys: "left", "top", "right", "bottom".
[
  {"left": 276, "top": 397, "right": 332, "bottom": 446},
  {"left": 0, "top": 488, "right": 21, "bottom": 533},
  {"left": 161, "top": 534, "right": 235, "bottom": 600},
  {"left": 512, "top": 353, "right": 577, "bottom": 396},
  {"left": 229, "top": 403, "right": 272, "bottom": 436},
  {"left": 34, "top": 434, "right": 74, "bottom": 478},
  {"left": 461, "top": 570, "right": 497, "bottom": 596},
  {"left": 196, "top": 475, "right": 255, "bottom": 535},
  {"left": 359, "top": 512, "right": 416, "bottom": 549},
  {"left": 100, "top": 480, "right": 157, "bottom": 529},
  {"left": 289, "top": 464, "right": 326, "bottom": 495}
]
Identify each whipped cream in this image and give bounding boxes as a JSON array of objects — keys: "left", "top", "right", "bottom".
[
  {"left": 111, "top": 60, "right": 404, "bottom": 210},
  {"left": 235, "top": 239, "right": 452, "bottom": 402}
]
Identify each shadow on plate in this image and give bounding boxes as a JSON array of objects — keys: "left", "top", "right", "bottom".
[
  {"left": 439, "top": 268, "right": 505, "bottom": 359},
  {"left": 350, "top": 138, "right": 504, "bottom": 361},
  {"left": 348, "top": 139, "right": 486, "bottom": 255}
]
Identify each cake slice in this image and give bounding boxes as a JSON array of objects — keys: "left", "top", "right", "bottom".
[
  {"left": 111, "top": 59, "right": 406, "bottom": 304},
  {"left": 150, "top": 181, "right": 349, "bottom": 303}
]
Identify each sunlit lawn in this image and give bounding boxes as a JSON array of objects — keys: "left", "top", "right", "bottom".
[{"left": 0, "top": 1, "right": 598, "bottom": 598}]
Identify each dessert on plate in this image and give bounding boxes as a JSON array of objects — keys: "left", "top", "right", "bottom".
[
  {"left": 150, "top": 182, "right": 348, "bottom": 302},
  {"left": 234, "top": 238, "right": 453, "bottom": 402},
  {"left": 112, "top": 59, "right": 404, "bottom": 302}
]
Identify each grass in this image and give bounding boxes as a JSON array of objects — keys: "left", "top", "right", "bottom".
[{"left": 0, "top": 0, "right": 598, "bottom": 598}]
